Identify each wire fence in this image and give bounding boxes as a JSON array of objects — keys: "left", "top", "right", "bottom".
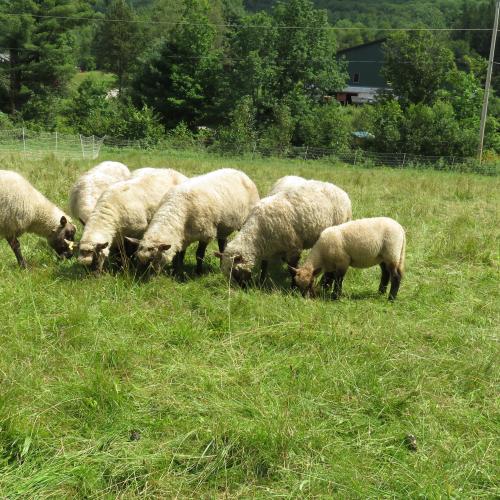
[
  {"left": 0, "top": 128, "right": 104, "bottom": 160},
  {"left": 0, "top": 128, "right": 497, "bottom": 175},
  {"left": 102, "top": 137, "right": 497, "bottom": 174}
]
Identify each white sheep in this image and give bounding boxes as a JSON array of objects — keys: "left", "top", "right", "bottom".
[
  {"left": 134, "top": 168, "right": 260, "bottom": 275},
  {"left": 0, "top": 170, "right": 76, "bottom": 267},
  {"left": 217, "top": 179, "right": 352, "bottom": 287},
  {"left": 77, "top": 168, "right": 187, "bottom": 272},
  {"left": 292, "top": 217, "right": 406, "bottom": 300},
  {"left": 268, "top": 175, "right": 309, "bottom": 195},
  {"left": 69, "top": 161, "right": 130, "bottom": 225}
]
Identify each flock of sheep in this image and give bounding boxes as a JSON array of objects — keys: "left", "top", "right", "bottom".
[{"left": 0, "top": 161, "right": 406, "bottom": 299}]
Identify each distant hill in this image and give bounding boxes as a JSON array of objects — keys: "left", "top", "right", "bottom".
[{"left": 244, "top": 0, "right": 461, "bottom": 28}]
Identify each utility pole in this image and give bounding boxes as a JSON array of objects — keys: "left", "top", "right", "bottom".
[{"left": 478, "top": 0, "right": 500, "bottom": 164}]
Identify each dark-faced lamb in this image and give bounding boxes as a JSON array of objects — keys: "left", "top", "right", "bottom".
[{"left": 292, "top": 217, "right": 406, "bottom": 300}]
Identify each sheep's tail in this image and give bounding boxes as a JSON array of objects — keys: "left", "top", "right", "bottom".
[{"left": 398, "top": 231, "right": 406, "bottom": 277}]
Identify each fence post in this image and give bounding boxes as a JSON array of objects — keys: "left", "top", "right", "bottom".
[
  {"left": 80, "top": 135, "right": 84, "bottom": 158},
  {"left": 304, "top": 146, "right": 308, "bottom": 160},
  {"left": 22, "top": 127, "right": 26, "bottom": 153},
  {"left": 353, "top": 150, "right": 358, "bottom": 165},
  {"left": 55, "top": 131, "right": 58, "bottom": 153},
  {"left": 451, "top": 156, "right": 455, "bottom": 167},
  {"left": 402, "top": 153, "right": 406, "bottom": 167}
]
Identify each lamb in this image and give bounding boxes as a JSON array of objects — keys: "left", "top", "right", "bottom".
[
  {"left": 69, "top": 161, "right": 130, "bottom": 225},
  {"left": 135, "top": 168, "right": 260, "bottom": 275},
  {"left": 0, "top": 170, "right": 76, "bottom": 267},
  {"left": 217, "top": 179, "right": 352, "bottom": 287},
  {"left": 77, "top": 168, "right": 187, "bottom": 272},
  {"left": 292, "top": 217, "right": 406, "bottom": 301}
]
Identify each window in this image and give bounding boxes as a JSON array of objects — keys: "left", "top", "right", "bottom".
[{"left": 353, "top": 73, "right": 360, "bottom": 83}]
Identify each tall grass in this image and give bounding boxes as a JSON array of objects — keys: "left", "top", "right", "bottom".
[{"left": 0, "top": 151, "right": 498, "bottom": 497}]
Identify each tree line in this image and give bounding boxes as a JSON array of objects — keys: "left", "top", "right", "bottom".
[{"left": 0, "top": 0, "right": 498, "bottom": 158}]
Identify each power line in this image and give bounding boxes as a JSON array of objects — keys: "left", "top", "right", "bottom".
[{"left": 0, "top": 12, "right": 496, "bottom": 31}]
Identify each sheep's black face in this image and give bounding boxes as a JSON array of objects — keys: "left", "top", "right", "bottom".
[
  {"left": 49, "top": 216, "right": 77, "bottom": 259},
  {"left": 231, "top": 266, "right": 252, "bottom": 288}
]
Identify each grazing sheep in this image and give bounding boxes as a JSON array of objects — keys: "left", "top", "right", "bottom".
[
  {"left": 268, "top": 175, "right": 309, "bottom": 195},
  {"left": 135, "top": 168, "right": 259, "bottom": 275},
  {"left": 292, "top": 217, "right": 406, "bottom": 300},
  {"left": 69, "top": 161, "right": 130, "bottom": 225},
  {"left": 78, "top": 168, "right": 187, "bottom": 272},
  {"left": 217, "top": 180, "right": 352, "bottom": 287},
  {"left": 0, "top": 170, "right": 76, "bottom": 267}
]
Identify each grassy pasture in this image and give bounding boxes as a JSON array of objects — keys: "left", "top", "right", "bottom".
[{"left": 0, "top": 150, "right": 498, "bottom": 498}]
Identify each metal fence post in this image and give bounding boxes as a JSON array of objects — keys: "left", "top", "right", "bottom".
[
  {"left": 402, "top": 153, "right": 406, "bottom": 167},
  {"left": 353, "top": 150, "right": 358, "bottom": 165},
  {"left": 55, "top": 131, "right": 58, "bottom": 153},
  {"left": 22, "top": 127, "right": 26, "bottom": 153},
  {"left": 80, "top": 135, "right": 84, "bottom": 158}
]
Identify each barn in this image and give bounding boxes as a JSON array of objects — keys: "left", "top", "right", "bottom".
[{"left": 336, "top": 39, "right": 390, "bottom": 105}]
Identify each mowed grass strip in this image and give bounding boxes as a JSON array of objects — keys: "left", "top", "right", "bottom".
[{"left": 0, "top": 151, "right": 498, "bottom": 498}]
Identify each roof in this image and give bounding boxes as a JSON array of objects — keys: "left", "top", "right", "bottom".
[{"left": 337, "top": 38, "right": 387, "bottom": 55}]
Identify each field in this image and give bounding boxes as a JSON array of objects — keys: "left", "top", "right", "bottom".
[{"left": 0, "top": 150, "right": 498, "bottom": 498}]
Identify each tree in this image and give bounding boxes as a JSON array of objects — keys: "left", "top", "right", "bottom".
[
  {"left": 272, "top": 0, "right": 346, "bottom": 99},
  {"left": 132, "top": 0, "right": 221, "bottom": 128},
  {"left": 93, "top": 0, "right": 143, "bottom": 92},
  {"left": 0, "top": 0, "right": 92, "bottom": 116},
  {"left": 382, "top": 31, "right": 456, "bottom": 106}
]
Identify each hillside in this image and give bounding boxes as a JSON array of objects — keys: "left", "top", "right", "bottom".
[{"left": 244, "top": 0, "right": 462, "bottom": 27}]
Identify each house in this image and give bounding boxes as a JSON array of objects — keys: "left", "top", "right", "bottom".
[{"left": 336, "top": 39, "right": 390, "bottom": 105}]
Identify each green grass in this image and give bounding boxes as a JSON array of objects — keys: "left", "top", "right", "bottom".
[
  {"left": 0, "top": 150, "right": 498, "bottom": 498},
  {"left": 68, "top": 71, "right": 117, "bottom": 93}
]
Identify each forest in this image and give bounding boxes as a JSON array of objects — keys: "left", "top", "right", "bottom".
[{"left": 0, "top": 0, "right": 498, "bottom": 158}]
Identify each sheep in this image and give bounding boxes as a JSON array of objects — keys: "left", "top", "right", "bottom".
[
  {"left": 0, "top": 170, "right": 76, "bottom": 268},
  {"left": 69, "top": 161, "right": 130, "bottom": 225},
  {"left": 216, "top": 179, "right": 352, "bottom": 287},
  {"left": 268, "top": 175, "right": 309, "bottom": 195},
  {"left": 292, "top": 217, "right": 406, "bottom": 301},
  {"left": 77, "top": 168, "right": 187, "bottom": 272},
  {"left": 135, "top": 168, "right": 260, "bottom": 276}
]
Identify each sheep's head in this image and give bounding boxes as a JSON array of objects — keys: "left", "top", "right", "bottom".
[
  {"left": 136, "top": 241, "right": 172, "bottom": 269},
  {"left": 291, "top": 266, "right": 321, "bottom": 297},
  {"left": 78, "top": 241, "right": 109, "bottom": 272},
  {"left": 216, "top": 252, "right": 252, "bottom": 287},
  {"left": 48, "top": 216, "right": 77, "bottom": 259}
]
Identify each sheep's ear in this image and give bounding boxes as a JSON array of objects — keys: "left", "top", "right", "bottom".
[
  {"left": 158, "top": 244, "right": 171, "bottom": 252},
  {"left": 213, "top": 251, "right": 224, "bottom": 259},
  {"left": 312, "top": 268, "right": 322, "bottom": 277},
  {"left": 60, "top": 216, "right": 67, "bottom": 226},
  {"left": 288, "top": 265, "right": 299, "bottom": 276},
  {"left": 95, "top": 242, "right": 109, "bottom": 252},
  {"left": 125, "top": 236, "right": 140, "bottom": 246}
]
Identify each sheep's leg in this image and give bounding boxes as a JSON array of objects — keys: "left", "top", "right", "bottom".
[
  {"left": 217, "top": 238, "right": 227, "bottom": 253},
  {"left": 195, "top": 241, "right": 208, "bottom": 275},
  {"left": 378, "top": 262, "right": 390, "bottom": 294},
  {"left": 321, "top": 272, "right": 334, "bottom": 292},
  {"left": 6, "top": 237, "right": 27, "bottom": 269},
  {"left": 388, "top": 267, "right": 402, "bottom": 301},
  {"left": 172, "top": 250, "right": 186, "bottom": 277},
  {"left": 332, "top": 270, "right": 346, "bottom": 300},
  {"left": 287, "top": 254, "right": 300, "bottom": 288},
  {"left": 260, "top": 260, "right": 268, "bottom": 282}
]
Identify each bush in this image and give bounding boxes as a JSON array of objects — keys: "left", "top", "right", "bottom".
[
  {"left": 259, "top": 102, "right": 294, "bottom": 154},
  {"left": 214, "top": 96, "right": 257, "bottom": 154},
  {"left": 63, "top": 78, "right": 164, "bottom": 146}
]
